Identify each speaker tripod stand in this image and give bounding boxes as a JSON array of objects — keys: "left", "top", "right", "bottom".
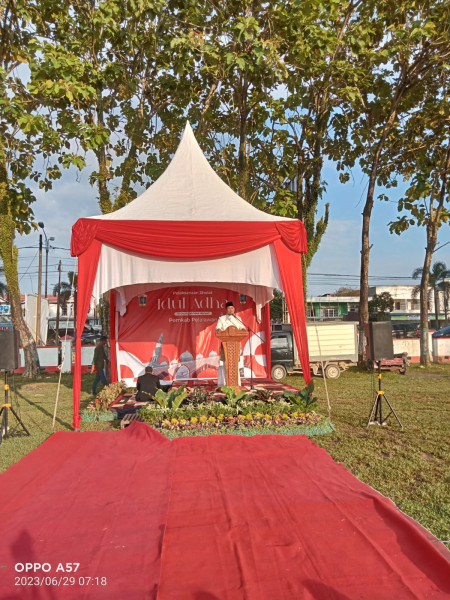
[
  {"left": 367, "top": 363, "right": 403, "bottom": 428},
  {"left": 0, "top": 371, "right": 30, "bottom": 444}
]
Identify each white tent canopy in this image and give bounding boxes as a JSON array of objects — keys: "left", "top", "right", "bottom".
[
  {"left": 89, "top": 123, "right": 288, "bottom": 315},
  {"left": 91, "top": 122, "right": 291, "bottom": 222}
]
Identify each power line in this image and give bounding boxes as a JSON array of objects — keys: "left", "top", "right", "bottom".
[
  {"left": 308, "top": 272, "right": 417, "bottom": 280},
  {"left": 16, "top": 245, "right": 72, "bottom": 251},
  {"left": 18, "top": 250, "right": 39, "bottom": 284}
]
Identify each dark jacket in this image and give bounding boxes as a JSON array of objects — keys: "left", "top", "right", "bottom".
[
  {"left": 93, "top": 343, "right": 107, "bottom": 370},
  {"left": 136, "top": 372, "right": 161, "bottom": 402}
]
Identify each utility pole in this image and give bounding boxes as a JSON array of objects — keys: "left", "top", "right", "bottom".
[
  {"left": 444, "top": 276, "right": 449, "bottom": 325},
  {"left": 55, "top": 260, "right": 61, "bottom": 342},
  {"left": 35, "top": 234, "right": 43, "bottom": 345}
]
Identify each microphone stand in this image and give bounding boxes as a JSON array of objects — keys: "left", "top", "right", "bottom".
[{"left": 232, "top": 314, "right": 265, "bottom": 391}]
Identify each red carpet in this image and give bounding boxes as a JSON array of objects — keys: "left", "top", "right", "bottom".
[{"left": 0, "top": 423, "right": 448, "bottom": 599}]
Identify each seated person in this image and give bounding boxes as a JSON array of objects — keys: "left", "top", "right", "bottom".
[{"left": 135, "top": 365, "right": 161, "bottom": 402}]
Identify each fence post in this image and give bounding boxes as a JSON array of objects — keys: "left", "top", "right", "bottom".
[{"left": 61, "top": 339, "right": 72, "bottom": 373}]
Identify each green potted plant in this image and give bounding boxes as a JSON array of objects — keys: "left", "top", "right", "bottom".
[{"left": 82, "top": 381, "right": 124, "bottom": 421}]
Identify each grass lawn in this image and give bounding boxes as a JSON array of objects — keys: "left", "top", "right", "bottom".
[{"left": 0, "top": 364, "right": 449, "bottom": 546}]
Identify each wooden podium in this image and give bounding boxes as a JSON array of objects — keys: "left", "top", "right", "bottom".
[{"left": 216, "top": 326, "right": 248, "bottom": 387}]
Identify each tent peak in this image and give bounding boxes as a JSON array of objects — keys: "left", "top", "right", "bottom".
[{"left": 86, "top": 124, "right": 292, "bottom": 222}]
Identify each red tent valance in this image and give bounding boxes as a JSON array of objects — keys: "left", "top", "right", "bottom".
[{"left": 71, "top": 219, "right": 307, "bottom": 258}]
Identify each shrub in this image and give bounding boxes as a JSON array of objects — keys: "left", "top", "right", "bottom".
[
  {"left": 154, "top": 384, "right": 188, "bottom": 410},
  {"left": 186, "top": 387, "right": 214, "bottom": 406},
  {"left": 220, "top": 386, "right": 251, "bottom": 411},
  {"left": 95, "top": 381, "right": 126, "bottom": 413},
  {"left": 283, "top": 382, "right": 317, "bottom": 412}
]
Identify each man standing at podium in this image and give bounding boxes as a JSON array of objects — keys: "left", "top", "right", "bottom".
[
  {"left": 216, "top": 301, "right": 246, "bottom": 333},
  {"left": 216, "top": 301, "right": 246, "bottom": 386}
]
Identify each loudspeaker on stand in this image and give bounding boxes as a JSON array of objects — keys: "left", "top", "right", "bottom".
[{"left": 0, "top": 330, "right": 20, "bottom": 371}]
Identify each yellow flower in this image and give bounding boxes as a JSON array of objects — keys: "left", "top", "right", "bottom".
[
  {"left": 292, "top": 412, "right": 298, "bottom": 418},
  {"left": 171, "top": 418, "right": 179, "bottom": 424},
  {"left": 199, "top": 415, "right": 207, "bottom": 423},
  {"left": 208, "top": 416, "right": 216, "bottom": 423},
  {"left": 238, "top": 415, "right": 245, "bottom": 421},
  {"left": 255, "top": 412, "right": 263, "bottom": 418},
  {"left": 179, "top": 419, "right": 187, "bottom": 425},
  {"left": 190, "top": 417, "right": 198, "bottom": 424},
  {"left": 264, "top": 414, "right": 271, "bottom": 420},
  {"left": 245, "top": 413, "right": 253, "bottom": 420},
  {"left": 218, "top": 414, "right": 224, "bottom": 421},
  {"left": 281, "top": 414, "right": 289, "bottom": 420}
]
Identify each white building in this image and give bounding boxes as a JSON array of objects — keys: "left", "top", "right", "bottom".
[
  {"left": 300, "top": 284, "right": 447, "bottom": 325},
  {"left": 368, "top": 285, "right": 445, "bottom": 321}
]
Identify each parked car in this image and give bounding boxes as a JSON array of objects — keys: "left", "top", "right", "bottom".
[
  {"left": 391, "top": 322, "right": 419, "bottom": 338},
  {"left": 81, "top": 329, "right": 102, "bottom": 345},
  {"left": 432, "top": 324, "right": 450, "bottom": 338},
  {"left": 0, "top": 315, "right": 13, "bottom": 330},
  {"left": 47, "top": 323, "right": 101, "bottom": 345}
]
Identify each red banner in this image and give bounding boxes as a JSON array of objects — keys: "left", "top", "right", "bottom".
[{"left": 117, "top": 286, "right": 268, "bottom": 382}]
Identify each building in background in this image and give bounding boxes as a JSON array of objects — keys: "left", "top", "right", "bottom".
[
  {"left": 305, "top": 295, "right": 360, "bottom": 321},
  {"left": 280, "top": 284, "right": 448, "bottom": 336}
]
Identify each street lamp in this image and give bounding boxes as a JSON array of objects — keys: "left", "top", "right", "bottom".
[
  {"left": 35, "top": 226, "right": 43, "bottom": 345},
  {"left": 37, "top": 222, "right": 54, "bottom": 299}
]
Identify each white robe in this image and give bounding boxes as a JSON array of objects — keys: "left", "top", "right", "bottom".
[{"left": 215, "top": 314, "right": 247, "bottom": 332}]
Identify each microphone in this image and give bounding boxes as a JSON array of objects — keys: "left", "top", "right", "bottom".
[{"left": 231, "top": 313, "right": 249, "bottom": 332}]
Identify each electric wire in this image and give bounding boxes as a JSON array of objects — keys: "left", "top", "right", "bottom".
[{"left": 18, "top": 250, "right": 39, "bottom": 283}]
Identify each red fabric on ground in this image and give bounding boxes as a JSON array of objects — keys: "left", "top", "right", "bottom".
[
  {"left": 159, "top": 434, "right": 450, "bottom": 599},
  {"left": 1, "top": 424, "right": 448, "bottom": 599},
  {"left": 0, "top": 424, "right": 172, "bottom": 599}
]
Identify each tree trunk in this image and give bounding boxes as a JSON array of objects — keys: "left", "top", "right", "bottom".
[
  {"left": 0, "top": 137, "right": 40, "bottom": 377},
  {"left": 94, "top": 89, "right": 112, "bottom": 214},
  {"left": 419, "top": 237, "right": 434, "bottom": 366},
  {"left": 434, "top": 285, "right": 440, "bottom": 328},
  {"left": 100, "top": 292, "right": 110, "bottom": 337},
  {"left": 421, "top": 138, "right": 450, "bottom": 360},
  {"left": 238, "top": 107, "right": 248, "bottom": 199},
  {"left": 358, "top": 106, "right": 400, "bottom": 365},
  {"left": 0, "top": 215, "right": 41, "bottom": 377},
  {"left": 358, "top": 203, "right": 372, "bottom": 365}
]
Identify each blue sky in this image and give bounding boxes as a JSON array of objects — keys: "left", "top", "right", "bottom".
[
  {"left": 306, "top": 160, "right": 450, "bottom": 295},
  {"left": 10, "top": 155, "right": 450, "bottom": 298}
]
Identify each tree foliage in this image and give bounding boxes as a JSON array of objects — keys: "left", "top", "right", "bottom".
[
  {"left": 330, "top": 0, "right": 450, "bottom": 363},
  {"left": 2, "top": 0, "right": 450, "bottom": 374},
  {"left": 412, "top": 261, "right": 449, "bottom": 327},
  {"left": 368, "top": 292, "right": 394, "bottom": 316},
  {"left": 269, "top": 289, "right": 284, "bottom": 321},
  {"left": 0, "top": 0, "right": 97, "bottom": 374}
]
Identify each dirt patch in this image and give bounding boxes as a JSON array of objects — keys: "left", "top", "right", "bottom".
[
  {"left": 420, "top": 452, "right": 435, "bottom": 462},
  {"left": 21, "top": 384, "right": 48, "bottom": 391}
]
